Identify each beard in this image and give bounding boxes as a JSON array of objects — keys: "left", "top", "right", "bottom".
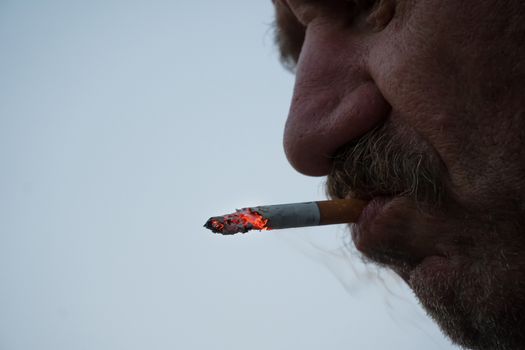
[{"left": 325, "top": 119, "right": 525, "bottom": 350}]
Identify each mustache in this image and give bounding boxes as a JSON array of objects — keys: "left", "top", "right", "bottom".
[{"left": 326, "top": 121, "right": 448, "bottom": 207}]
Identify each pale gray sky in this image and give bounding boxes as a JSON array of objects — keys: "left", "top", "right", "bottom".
[{"left": 0, "top": 1, "right": 456, "bottom": 349}]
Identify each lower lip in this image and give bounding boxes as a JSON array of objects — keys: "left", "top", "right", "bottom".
[
  {"left": 356, "top": 196, "right": 393, "bottom": 228},
  {"left": 354, "top": 197, "right": 452, "bottom": 279}
]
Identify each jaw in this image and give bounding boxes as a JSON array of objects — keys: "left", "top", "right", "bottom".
[{"left": 351, "top": 193, "right": 525, "bottom": 350}]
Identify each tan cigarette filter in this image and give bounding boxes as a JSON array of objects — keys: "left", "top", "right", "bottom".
[{"left": 318, "top": 199, "right": 368, "bottom": 226}]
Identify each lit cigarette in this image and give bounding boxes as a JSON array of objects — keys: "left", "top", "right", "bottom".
[{"left": 204, "top": 199, "right": 367, "bottom": 235}]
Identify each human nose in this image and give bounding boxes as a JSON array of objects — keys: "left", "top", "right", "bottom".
[{"left": 283, "top": 24, "right": 391, "bottom": 176}]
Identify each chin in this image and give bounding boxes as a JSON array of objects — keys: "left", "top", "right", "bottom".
[{"left": 411, "top": 253, "right": 525, "bottom": 350}]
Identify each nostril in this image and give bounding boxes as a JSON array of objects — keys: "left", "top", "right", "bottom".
[{"left": 283, "top": 82, "right": 391, "bottom": 176}]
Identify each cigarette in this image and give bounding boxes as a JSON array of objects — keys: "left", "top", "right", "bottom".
[{"left": 204, "top": 198, "right": 367, "bottom": 235}]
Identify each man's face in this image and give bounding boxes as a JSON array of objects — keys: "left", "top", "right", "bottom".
[{"left": 273, "top": 0, "right": 525, "bottom": 349}]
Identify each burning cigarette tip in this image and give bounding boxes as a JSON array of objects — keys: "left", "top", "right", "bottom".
[{"left": 204, "top": 208, "right": 270, "bottom": 235}]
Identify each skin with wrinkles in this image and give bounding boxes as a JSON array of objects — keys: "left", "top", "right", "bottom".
[{"left": 271, "top": 0, "right": 525, "bottom": 349}]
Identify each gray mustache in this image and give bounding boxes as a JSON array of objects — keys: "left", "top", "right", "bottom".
[{"left": 326, "top": 121, "right": 447, "bottom": 208}]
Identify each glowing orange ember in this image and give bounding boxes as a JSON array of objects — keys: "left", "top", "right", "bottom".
[
  {"left": 205, "top": 208, "right": 271, "bottom": 234},
  {"left": 230, "top": 209, "right": 270, "bottom": 231}
]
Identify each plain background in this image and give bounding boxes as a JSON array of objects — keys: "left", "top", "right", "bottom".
[{"left": 0, "top": 1, "right": 457, "bottom": 349}]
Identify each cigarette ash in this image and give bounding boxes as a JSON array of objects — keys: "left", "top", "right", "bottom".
[{"left": 204, "top": 208, "right": 270, "bottom": 235}]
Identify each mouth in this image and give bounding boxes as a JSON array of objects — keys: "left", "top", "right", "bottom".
[
  {"left": 326, "top": 118, "right": 451, "bottom": 282},
  {"left": 349, "top": 194, "right": 447, "bottom": 281}
]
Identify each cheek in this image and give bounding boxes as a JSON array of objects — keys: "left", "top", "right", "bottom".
[
  {"left": 370, "top": 45, "right": 456, "bottom": 161},
  {"left": 367, "top": 1, "right": 525, "bottom": 210},
  {"left": 367, "top": 5, "right": 488, "bottom": 187}
]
